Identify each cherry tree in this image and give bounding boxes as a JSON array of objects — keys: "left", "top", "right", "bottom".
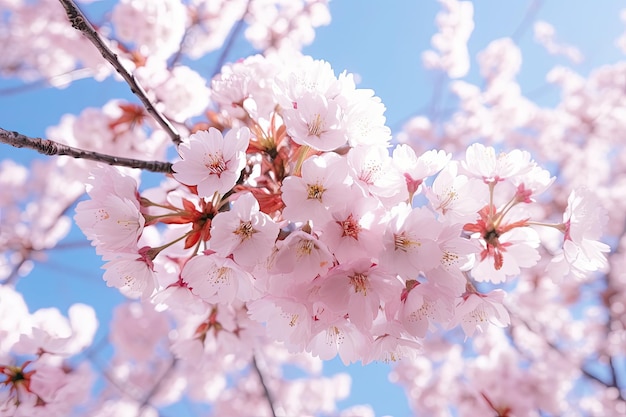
[{"left": 0, "top": 0, "right": 623, "bottom": 416}]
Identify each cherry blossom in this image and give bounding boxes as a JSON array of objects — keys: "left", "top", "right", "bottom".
[
  {"left": 454, "top": 290, "right": 510, "bottom": 338},
  {"left": 74, "top": 166, "right": 144, "bottom": 256},
  {"left": 183, "top": 252, "right": 254, "bottom": 304},
  {"left": 172, "top": 127, "right": 250, "bottom": 197},
  {"left": 462, "top": 142, "right": 533, "bottom": 184},
  {"left": 0, "top": 1, "right": 621, "bottom": 416},
  {"left": 209, "top": 192, "right": 280, "bottom": 269},
  {"left": 101, "top": 250, "right": 158, "bottom": 299},
  {"left": 549, "top": 188, "right": 611, "bottom": 278},
  {"left": 379, "top": 204, "right": 445, "bottom": 278},
  {"left": 282, "top": 91, "right": 346, "bottom": 151},
  {"left": 280, "top": 152, "right": 352, "bottom": 225}
]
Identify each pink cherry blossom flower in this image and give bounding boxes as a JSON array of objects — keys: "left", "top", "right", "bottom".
[
  {"left": 548, "top": 188, "right": 610, "bottom": 278},
  {"left": 422, "top": 0, "right": 474, "bottom": 79},
  {"left": 400, "top": 281, "right": 455, "bottom": 338},
  {"left": 282, "top": 91, "right": 346, "bottom": 151},
  {"left": 318, "top": 259, "right": 402, "bottom": 331},
  {"left": 366, "top": 319, "right": 422, "bottom": 364},
  {"left": 210, "top": 54, "right": 279, "bottom": 120},
  {"left": 74, "top": 166, "right": 144, "bottom": 256},
  {"left": 379, "top": 204, "right": 444, "bottom": 278},
  {"left": 462, "top": 143, "right": 534, "bottom": 184},
  {"left": 102, "top": 249, "right": 158, "bottom": 299},
  {"left": 534, "top": 21, "right": 583, "bottom": 63},
  {"left": 182, "top": 252, "right": 253, "bottom": 304},
  {"left": 454, "top": 289, "right": 510, "bottom": 338},
  {"left": 470, "top": 223, "right": 540, "bottom": 284},
  {"left": 271, "top": 230, "right": 334, "bottom": 282},
  {"left": 110, "top": 0, "right": 186, "bottom": 60},
  {"left": 318, "top": 188, "right": 385, "bottom": 263},
  {"left": 172, "top": 127, "right": 250, "bottom": 197},
  {"left": 348, "top": 145, "right": 408, "bottom": 206},
  {"left": 393, "top": 145, "right": 450, "bottom": 197},
  {"left": 307, "top": 319, "right": 370, "bottom": 365},
  {"left": 426, "top": 161, "right": 486, "bottom": 221},
  {"left": 273, "top": 55, "right": 341, "bottom": 108},
  {"left": 464, "top": 205, "right": 540, "bottom": 284},
  {"left": 281, "top": 152, "right": 352, "bottom": 225},
  {"left": 210, "top": 192, "right": 279, "bottom": 269},
  {"left": 247, "top": 297, "right": 312, "bottom": 352},
  {"left": 510, "top": 164, "right": 555, "bottom": 203},
  {"left": 338, "top": 73, "right": 392, "bottom": 147}
]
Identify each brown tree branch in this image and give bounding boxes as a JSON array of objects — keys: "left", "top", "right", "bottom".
[
  {"left": 57, "top": 0, "right": 182, "bottom": 145},
  {"left": 0, "top": 128, "right": 173, "bottom": 174},
  {"left": 252, "top": 355, "right": 277, "bottom": 417},
  {"left": 211, "top": 0, "right": 252, "bottom": 77}
]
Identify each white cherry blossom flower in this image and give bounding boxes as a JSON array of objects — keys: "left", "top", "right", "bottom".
[
  {"left": 462, "top": 143, "right": 534, "bottom": 184},
  {"left": 548, "top": 188, "right": 610, "bottom": 278}
]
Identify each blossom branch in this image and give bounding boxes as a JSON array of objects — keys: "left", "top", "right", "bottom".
[
  {"left": 57, "top": 0, "right": 182, "bottom": 145},
  {"left": 0, "top": 128, "right": 173, "bottom": 173},
  {"left": 252, "top": 355, "right": 277, "bottom": 417}
]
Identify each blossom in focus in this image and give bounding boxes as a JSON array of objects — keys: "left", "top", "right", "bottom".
[
  {"left": 281, "top": 152, "right": 352, "bottom": 225},
  {"left": 183, "top": 252, "right": 254, "bottom": 304},
  {"left": 74, "top": 166, "right": 144, "bottom": 256},
  {"left": 282, "top": 91, "right": 346, "bottom": 151},
  {"left": 548, "top": 188, "right": 611, "bottom": 278},
  {"left": 102, "top": 250, "right": 158, "bottom": 299},
  {"left": 172, "top": 127, "right": 250, "bottom": 197},
  {"left": 462, "top": 143, "right": 533, "bottom": 184},
  {"left": 210, "top": 192, "right": 279, "bottom": 269}
]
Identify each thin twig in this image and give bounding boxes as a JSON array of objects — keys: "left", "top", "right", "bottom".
[
  {"left": 211, "top": 0, "right": 252, "bottom": 77},
  {"left": 0, "top": 68, "right": 95, "bottom": 96},
  {"left": 0, "top": 128, "right": 173, "bottom": 173},
  {"left": 2, "top": 257, "right": 28, "bottom": 286},
  {"left": 139, "top": 358, "right": 179, "bottom": 411},
  {"left": 509, "top": 311, "right": 626, "bottom": 403},
  {"left": 511, "top": 0, "right": 544, "bottom": 42},
  {"left": 251, "top": 355, "right": 277, "bottom": 417},
  {"left": 57, "top": 0, "right": 182, "bottom": 145}
]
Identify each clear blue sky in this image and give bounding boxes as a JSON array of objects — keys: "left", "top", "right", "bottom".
[{"left": 1, "top": 1, "right": 625, "bottom": 416}]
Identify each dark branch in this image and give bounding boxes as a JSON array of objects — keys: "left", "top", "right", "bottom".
[
  {"left": 511, "top": 0, "right": 544, "bottom": 42},
  {"left": 211, "top": 0, "right": 252, "bottom": 77},
  {"left": 139, "top": 358, "right": 178, "bottom": 411},
  {"left": 0, "top": 128, "right": 173, "bottom": 174},
  {"left": 252, "top": 355, "right": 277, "bottom": 417},
  {"left": 57, "top": 0, "right": 182, "bottom": 145}
]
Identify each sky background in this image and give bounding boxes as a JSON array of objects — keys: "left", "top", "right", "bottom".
[{"left": 1, "top": 1, "right": 626, "bottom": 416}]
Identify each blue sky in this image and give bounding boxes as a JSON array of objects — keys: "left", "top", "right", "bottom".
[{"left": 1, "top": 1, "right": 626, "bottom": 416}]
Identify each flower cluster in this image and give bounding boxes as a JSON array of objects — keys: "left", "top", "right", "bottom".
[
  {"left": 72, "top": 51, "right": 609, "bottom": 366},
  {"left": 2, "top": 0, "right": 621, "bottom": 415}
]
